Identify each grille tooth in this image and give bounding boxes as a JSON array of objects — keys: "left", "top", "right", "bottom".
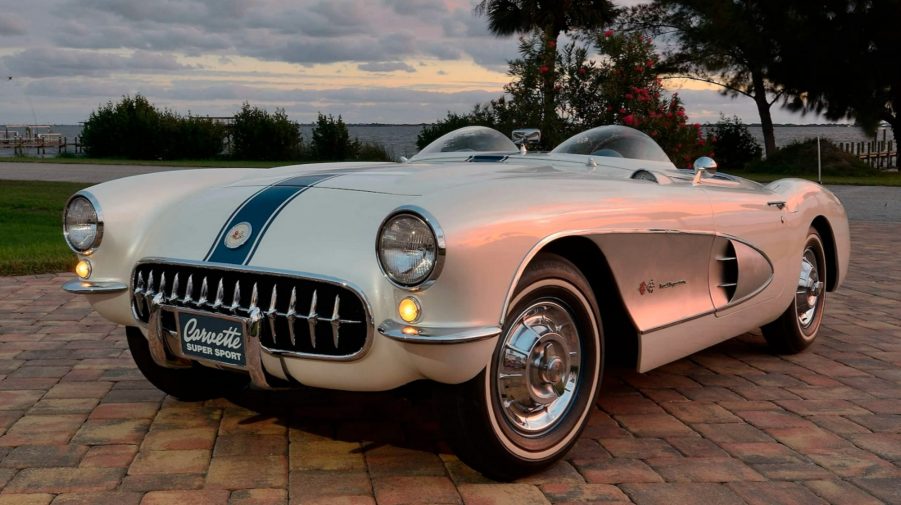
[
  {"left": 308, "top": 290, "right": 318, "bottom": 349},
  {"left": 182, "top": 275, "right": 194, "bottom": 305},
  {"left": 287, "top": 287, "right": 298, "bottom": 346},
  {"left": 198, "top": 277, "right": 209, "bottom": 306},
  {"left": 133, "top": 272, "right": 146, "bottom": 317},
  {"left": 211, "top": 279, "right": 224, "bottom": 309},
  {"left": 146, "top": 271, "right": 155, "bottom": 298},
  {"left": 331, "top": 294, "right": 341, "bottom": 348},
  {"left": 230, "top": 280, "right": 241, "bottom": 313},
  {"left": 249, "top": 283, "right": 258, "bottom": 311},
  {"left": 131, "top": 262, "right": 369, "bottom": 359},
  {"left": 267, "top": 285, "right": 278, "bottom": 344},
  {"left": 169, "top": 273, "right": 180, "bottom": 302}
]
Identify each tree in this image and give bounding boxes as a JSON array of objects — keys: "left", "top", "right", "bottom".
[
  {"left": 231, "top": 103, "right": 301, "bottom": 160},
  {"left": 310, "top": 113, "right": 356, "bottom": 161},
  {"left": 710, "top": 115, "right": 761, "bottom": 169},
  {"left": 634, "top": 1, "right": 784, "bottom": 157},
  {"left": 772, "top": 0, "right": 900, "bottom": 167},
  {"left": 475, "top": 0, "right": 617, "bottom": 145}
]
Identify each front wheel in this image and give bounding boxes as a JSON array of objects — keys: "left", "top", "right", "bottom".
[
  {"left": 126, "top": 326, "right": 249, "bottom": 401},
  {"left": 762, "top": 227, "right": 827, "bottom": 354},
  {"left": 438, "top": 254, "right": 603, "bottom": 480}
]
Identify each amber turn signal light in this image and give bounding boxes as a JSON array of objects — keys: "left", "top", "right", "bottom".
[
  {"left": 75, "top": 259, "right": 92, "bottom": 279},
  {"left": 398, "top": 296, "right": 421, "bottom": 323}
]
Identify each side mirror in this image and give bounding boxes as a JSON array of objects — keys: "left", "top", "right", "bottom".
[
  {"left": 692, "top": 156, "right": 718, "bottom": 184},
  {"left": 512, "top": 128, "right": 541, "bottom": 145}
]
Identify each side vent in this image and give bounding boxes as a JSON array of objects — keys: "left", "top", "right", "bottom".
[
  {"left": 717, "top": 241, "right": 738, "bottom": 302},
  {"left": 710, "top": 237, "right": 775, "bottom": 312}
]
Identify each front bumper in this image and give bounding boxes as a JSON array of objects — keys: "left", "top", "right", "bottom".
[
  {"left": 66, "top": 258, "right": 503, "bottom": 390},
  {"left": 63, "top": 279, "right": 128, "bottom": 294}
]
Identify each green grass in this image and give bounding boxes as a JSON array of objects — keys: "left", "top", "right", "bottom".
[
  {"left": 0, "top": 180, "right": 88, "bottom": 276},
  {"left": 0, "top": 156, "right": 301, "bottom": 168}
]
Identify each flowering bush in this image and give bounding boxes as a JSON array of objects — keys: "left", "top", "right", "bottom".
[{"left": 589, "top": 31, "right": 712, "bottom": 167}]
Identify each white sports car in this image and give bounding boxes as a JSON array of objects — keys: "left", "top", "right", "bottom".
[{"left": 62, "top": 125, "right": 850, "bottom": 479}]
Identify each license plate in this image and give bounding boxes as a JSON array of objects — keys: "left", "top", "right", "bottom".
[{"left": 177, "top": 311, "right": 246, "bottom": 367}]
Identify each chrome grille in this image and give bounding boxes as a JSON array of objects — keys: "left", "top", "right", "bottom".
[{"left": 131, "top": 261, "right": 370, "bottom": 359}]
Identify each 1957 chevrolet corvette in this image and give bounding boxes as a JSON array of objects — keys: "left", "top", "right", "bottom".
[{"left": 62, "top": 125, "right": 849, "bottom": 479}]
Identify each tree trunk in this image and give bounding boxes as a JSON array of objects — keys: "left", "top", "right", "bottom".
[
  {"left": 541, "top": 26, "right": 560, "bottom": 148},
  {"left": 751, "top": 70, "right": 776, "bottom": 157}
]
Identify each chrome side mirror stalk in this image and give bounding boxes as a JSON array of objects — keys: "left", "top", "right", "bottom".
[{"left": 692, "top": 156, "right": 718, "bottom": 185}]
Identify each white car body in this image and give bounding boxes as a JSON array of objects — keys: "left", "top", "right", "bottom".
[{"left": 65, "top": 126, "right": 850, "bottom": 393}]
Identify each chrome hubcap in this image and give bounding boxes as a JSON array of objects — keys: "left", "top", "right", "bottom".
[
  {"left": 796, "top": 247, "right": 823, "bottom": 329},
  {"left": 496, "top": 300, "right": 581, "bottom": 434}
]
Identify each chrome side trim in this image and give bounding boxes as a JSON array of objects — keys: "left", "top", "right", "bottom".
[
  {"left": 63, "top": 190, "right": 104, "bottom": 255},
  {"left": 378, "top": 320, "right": 500, "bottom": 344},
  {"left": 63, "top": 279, "right": 128, "bottom": 294},
  {"left": 375, "top": 205, "right": 447, "bottom": 292}
]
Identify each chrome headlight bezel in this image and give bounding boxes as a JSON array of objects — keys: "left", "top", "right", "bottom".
[
  {"left": 376, "top": 207, "right": 446, "bottom": 290},
  {"left": 63, "top": 191, "right": 104, "bottom": 255}
]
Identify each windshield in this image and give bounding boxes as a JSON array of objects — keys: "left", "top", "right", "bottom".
[
  {"left": 551, "top": 125, "right": 671, "bottom": 163},
  {"left": 415, "top": 126, "right": 518, "bottom": 157}
]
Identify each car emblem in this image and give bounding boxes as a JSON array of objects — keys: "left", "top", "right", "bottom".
[{"left": 224, "top": 222, "right": 252, "bottom": 249}]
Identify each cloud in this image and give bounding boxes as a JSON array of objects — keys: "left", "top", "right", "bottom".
[
  {"left": 0, "top": 14, "right": 26, "bottom": 36},
  {"left": 358, "top": 61, "right": 416, "bottom": 73},
  {"left": 3, "top": 48, "right": 190, "bottom": 78}
]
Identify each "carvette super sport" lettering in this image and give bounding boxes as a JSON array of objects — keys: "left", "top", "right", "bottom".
[{"left": 182, "top": 318, "right": 242, "bottom": 349}]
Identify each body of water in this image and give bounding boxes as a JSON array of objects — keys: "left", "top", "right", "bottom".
[{"left": 1, "top": 123, "right": 893, "bottom": 159}]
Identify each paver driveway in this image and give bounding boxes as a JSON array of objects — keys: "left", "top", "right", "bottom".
[{"left": 0, "top": 221, "right": 898, "bottom": 505}]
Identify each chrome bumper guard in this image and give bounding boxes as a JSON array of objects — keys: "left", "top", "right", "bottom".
[
  {"left": 143, "top": 291, "right": 275, "bottom": 389},
  {"left": 378, "top": 320, "right": 501, "bottom": 344}
]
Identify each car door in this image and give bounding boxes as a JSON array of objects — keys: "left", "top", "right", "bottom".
[{"left": 699, "top": 175, "right": 787, "bottom": 315}]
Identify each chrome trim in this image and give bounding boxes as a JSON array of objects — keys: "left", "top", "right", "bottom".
[
  {"left": 63, "top": 191, "right": 104, "bottom": 255},
  {"left": 62, "top": 279, "right": 128, "bottom": 294},
  {"left": 130, "top": 257, "right": 375, "bottom": 363},
  {"left": 375, "top": 206, "right": 447, "bottom": 291},
  {"left": 378, "top": 320, "right": 500, "bottom": 344}
]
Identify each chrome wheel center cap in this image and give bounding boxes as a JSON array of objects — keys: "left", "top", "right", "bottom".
[{"left": 542, "top": 355, "right": 565, "bottom": 385}]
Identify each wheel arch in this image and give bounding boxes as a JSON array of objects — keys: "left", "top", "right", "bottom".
[
  {"left": 521, "top": 235, "right": 639, "bottom": 368},
  {"left": 811, "top": 215, "right": 839, "bottom": 292}
]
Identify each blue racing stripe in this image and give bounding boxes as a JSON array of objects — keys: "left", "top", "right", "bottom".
[{"left": 205, "top": 173, "right": 337, "bottom": 265}]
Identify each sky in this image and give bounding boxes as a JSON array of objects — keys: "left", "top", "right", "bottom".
[{"left": 0, "top": 0, "right": 838, "bottom": 126}]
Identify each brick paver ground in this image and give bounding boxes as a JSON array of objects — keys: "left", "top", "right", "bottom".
[{"left": 0, "top": 221, "right": 898, "bottom": 505}]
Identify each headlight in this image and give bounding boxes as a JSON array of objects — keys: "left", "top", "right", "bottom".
[
  {"left": 377, "top": 211, "right": 444, "bottom": 288},
  {"left": 64, "top": 193, "right": 103, "bottom": 254}
]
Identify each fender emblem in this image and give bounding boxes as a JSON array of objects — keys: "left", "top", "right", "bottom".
[
  {"left": 224, "top": 222, "right": 253, "bottom": 249},
  {"left": 639, "top": 279, "right": 686, "bottom": 295}
]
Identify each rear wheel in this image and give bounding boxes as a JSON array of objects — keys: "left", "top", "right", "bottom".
[
  {"left": 438, "top": 254, "right": 603, "bottom": 480},
  {"left": 126, "top": 326, "right": 249, "bottom": 401},
  {"left": 762, "top": 227, "right": 827, "bottom": 354}
]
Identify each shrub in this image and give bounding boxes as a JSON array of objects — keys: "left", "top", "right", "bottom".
[
  {"left": 747, "top": 138, "right": 879, "bottom": 176},
  {"left": 710, "top": 115, "right": 761, "bottom": 169},
  {"left": 354, "top": 141, "right": 393, "bottom": 162},
  {"left": 310, "top": 114, "right": 357, "bottom": 161},
  {"left": 231, "top": 103, "right": 302, "bottom": 161},
  {"left": 80, "top": 95, "right": 226, "bottom": 159}
]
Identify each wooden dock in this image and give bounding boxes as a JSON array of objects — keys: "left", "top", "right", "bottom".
[{"left": 838, "top": 129, "right": 897, "bottom": 169}]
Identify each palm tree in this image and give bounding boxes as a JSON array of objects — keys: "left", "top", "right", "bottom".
[{"left": 476, "top": 0, "right": 617, "bottom": 144}]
